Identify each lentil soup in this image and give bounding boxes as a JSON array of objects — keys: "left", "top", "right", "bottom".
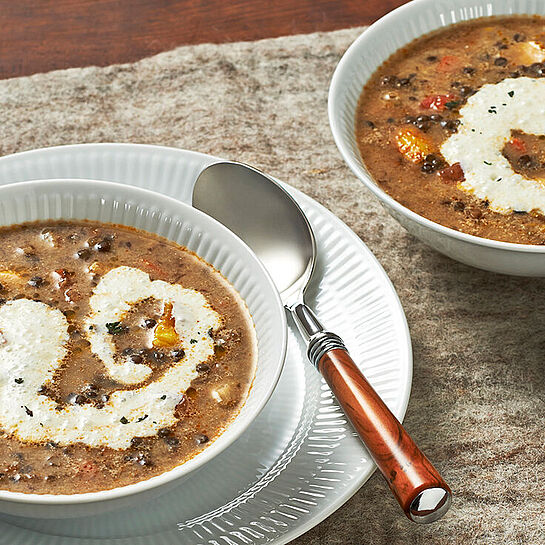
[
  {"left": 0, "top": 220, "right": 256, "bottom": 494},
  {"left": 356, "top": 16, "right": 545, "bottom": 244}
]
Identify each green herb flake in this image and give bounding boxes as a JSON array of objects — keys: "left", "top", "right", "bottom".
[
  {"left": 508, "top": 90, "right": 515, "bottom": 97},
  {"left": 120, "top": 416, "right": 129, "bottom": 424},
  {"left": 484, "top": 161, "right": 492, "bottom": 165},
  {"left": 190, "top": 339, "right": 198, "bottom": 344},
  {"left": 14, "top": 378, "right": 24, "bottom": 384},
  {"left": 137, "top": 414, "right": 148, "bottom": 423},
  {"left": 445, "top": 101, "right": 460, "bottom": 109},
  {"left": 106, "top": 321, "right": 128, "bottom": 335}
]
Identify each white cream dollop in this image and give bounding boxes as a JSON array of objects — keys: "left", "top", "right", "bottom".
[
  {"left": 441, "top": 77, "right": 545, "bottom": 214},
  {"left": 86, "top": 266, "right": 218, "bottom": 385},
  {"left": 0, "top": 266, "right": 222, "bottom": 449}
]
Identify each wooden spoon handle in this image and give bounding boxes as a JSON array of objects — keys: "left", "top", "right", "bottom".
[{"left": 318, "top": 348, "right": 451, "bottom": 523}]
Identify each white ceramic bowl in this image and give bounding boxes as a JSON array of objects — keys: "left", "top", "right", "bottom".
[
  {"left": 329, "top": 0, "right": 545, "bottom": 276},
  {"left": 0, "top": 178, "right": 287, "bottom": 518}
]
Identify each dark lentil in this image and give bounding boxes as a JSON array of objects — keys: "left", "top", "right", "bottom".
[
  {"left": 171, "top": 349, "right": 185, "bottom": 361},
  {"left": 94, "top": 239, "right": 111, "bottom": 252},
  {"left": 518, "top": 155, "right": 534, "bottom": 168},
  {"left": 28, "top": 276, "right": 44, "bottom": 288},
  {"left": 67, "top": 393, "right": 85, "bottom": 405},
  {"left": 129, "top": 354, "right": 144, "bottom": 364},
  {"left": 194, "top": 433, "right": 209, "bottom": 445},
  {"left": 75, "top": 248, "right": 92, "bottom": 260}
]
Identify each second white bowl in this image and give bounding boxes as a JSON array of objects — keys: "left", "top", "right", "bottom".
[{"left": 328, "top": 0, "right": 545, "bottom": 276}]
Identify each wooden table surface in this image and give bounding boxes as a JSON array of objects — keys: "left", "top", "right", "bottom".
[{"left": 0, "top": 0, "right": 409, "bottom": 80}]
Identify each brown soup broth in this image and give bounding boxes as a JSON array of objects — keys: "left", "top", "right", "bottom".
[
  {"left": 356, "top": 16, "right": 545, "bottom": 244},
  {"left": 0, "top": 220, "right": 256, "bottom": 494}
]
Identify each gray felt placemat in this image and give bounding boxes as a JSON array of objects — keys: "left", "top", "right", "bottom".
[{"left": 0, "top": 26, "right": 544, "bottom": 545}]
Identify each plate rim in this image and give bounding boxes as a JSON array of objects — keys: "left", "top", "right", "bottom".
[{"left": 0, "top": 143, "right": 413, "bottom": 544}]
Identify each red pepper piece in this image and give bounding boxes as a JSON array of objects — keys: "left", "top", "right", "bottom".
[
  {"left": 78, "top": 461, "right": 98, "bottom": 475},
  {"left": 54, "top": 268, "right": 74, "bottom": 288},
  {"left": 508, "top": 137, "right": 527, "bottom": 153},
  {"left": 437, "top": 55, "right": 460, "bottom": 72},
  {"left": 141, "top": 258, "right": 167, "bottom": 277},
  {"left": 420, "top": 94, "right": 455, "bottom": 111}
]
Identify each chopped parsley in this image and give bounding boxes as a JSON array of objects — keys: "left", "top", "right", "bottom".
[
  {"left": 106, "top": 321, "right": 128, "bottom": 335},
  {"left": 14, "top": 378, "right": 24, "bottom": 384},
  {"left": 483, "top": 161, "right": 492, "bottom": 165},
  {"left": 137, "top": 414, "right": 148, "bottom": 423},
  {"left": 508, "top": 90, "right": 514, "bottom": 97},
  {"left": 120, "top": 416, "right": 129, "bottom": 424},
  {"left": 23, "top": 406, "right": 33, "bottom": 417},
  {"left": 189, "top": 339, "right": 198, "bottom": 344},
  {"left": 445, "top": 100, "right": 460, "bottom": 109},
  {"left": 160, "top": 395, "right": 167, "bottom": 400}
]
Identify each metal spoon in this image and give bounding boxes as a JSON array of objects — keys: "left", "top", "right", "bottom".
[{"left": 193, "top": 161, "right": 452, "bottom": 523}]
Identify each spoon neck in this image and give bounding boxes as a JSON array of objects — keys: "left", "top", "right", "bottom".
[
  {"left": 289, "top": 302, "right": 324, "bottom": 341},
  {"left": 289, "top": 303, "right": 348, "bottom": 369}
]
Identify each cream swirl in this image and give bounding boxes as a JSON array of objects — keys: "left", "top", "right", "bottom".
[
  {"left": 0, "top": 267, "right": 221, "bottom": 450},
  {"left": 441, "top": 77, "right": 545, "bottom": 214}
]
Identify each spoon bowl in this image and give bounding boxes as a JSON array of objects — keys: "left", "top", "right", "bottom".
[{"left": 193, "top": 162, "right": 315, "bottom": 302}]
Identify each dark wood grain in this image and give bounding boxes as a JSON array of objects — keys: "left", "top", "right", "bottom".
[
  {"left": 0, "top": 0, "right": 410, "bottom": 80},
  {"left": 318, "top": 348, "right": 451, "bottom": 519}
]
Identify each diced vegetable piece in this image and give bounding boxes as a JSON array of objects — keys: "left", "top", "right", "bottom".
[
  {"left": 0, "top": 270, "right": 25, "bottom": 288},
  {"left": 437, "top": 55, "right": 460, "bottom": 72},
  {"left": 439, "top": 162, "right": 465, "bottom": 183},
  {"left": 395, "top": 127, "right": 434, "bottom": 163},
  {"left": 509, "top": 40, "right": 545, "bottom": 65},
  {"left": 211, "top": 384, "right": 236, "bottom": 407},
  {"left": 105, "top": 321, "right": 127, "bottom": 335},
  {"left": 141, "top": 258, "right": 167, "bottom": 277},
  {"left": 53, "top": 268, "right": 74, "bottom": 288},
  {"left": 87, "top": 261, "right": 108, "bottom": 276},
  {"left": 508, "top": 137, "right": 527, "bottom": 153},
  {"left": 153, "top": 303, "right": 179, "bottom": 348},
  {"left": 420, "top": 94, "right": 455, "bottom": 111}
]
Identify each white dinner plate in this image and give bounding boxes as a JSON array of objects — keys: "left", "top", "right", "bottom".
[{"left": 0, "top": 144, "right": 412, "bottom": 544}]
